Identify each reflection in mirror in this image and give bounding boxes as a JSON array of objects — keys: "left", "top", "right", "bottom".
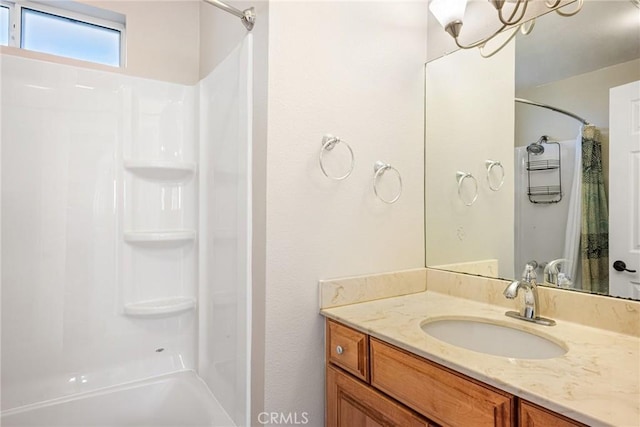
[{"left": 425, "top": 1, "right": 640, "bottom": 300}]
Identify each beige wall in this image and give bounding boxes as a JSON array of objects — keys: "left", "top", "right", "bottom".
[
  {"left": 516, "top": 58, "right": 640, "bottom": 196},
  {"left": 426, "top": 39, "right": 515, "bottom": 278},
  {"left": 264, "top": 2, "right": 427, "bottom": 424},
  {"left": 1, "top": 0, "right": 203, "bottom": 84},
  {"left": 83, "top": 0, "right": 201, "bottom": 84}
]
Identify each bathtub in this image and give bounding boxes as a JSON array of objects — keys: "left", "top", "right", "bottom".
[{"left": 1, "top": 371, "right": 235, "bottom": 427}]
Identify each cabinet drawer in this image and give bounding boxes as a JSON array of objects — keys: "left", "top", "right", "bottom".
[
  {"left": 370, "top": 338, "right": 514, "bottom": 427},
  {"left": 327, "top": 365, "right": 432, "bottom": 427},
  {"left": 520, "top": 401, "right": 586, "bottom": 427},
  {"left": 326, "top": 319, "right": 369, "bottom": 381}
]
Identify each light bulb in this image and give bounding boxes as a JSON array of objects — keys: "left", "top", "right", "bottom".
[{"left": 429, "top": 0, "right": 468, "bottom": 28}]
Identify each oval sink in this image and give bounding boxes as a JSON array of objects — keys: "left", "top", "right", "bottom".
[{"left": 421, "top": 318, "right": 567, "bottom": 359}]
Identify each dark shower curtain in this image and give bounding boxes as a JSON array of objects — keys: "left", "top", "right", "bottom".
[{"left": 580, "top": 127, "right": 609, "bottom": 294}]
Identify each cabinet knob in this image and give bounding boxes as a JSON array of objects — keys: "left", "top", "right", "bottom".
[{"left": 336, "top": 345, "right": 344, "bottom": 355}]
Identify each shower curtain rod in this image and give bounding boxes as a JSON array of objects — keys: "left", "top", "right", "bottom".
[
  {"left": 515, "top": 98, "right": 590, "bottom": 125},
  {"left": 202, "top": 0, "right": 255, "bottom": 31}
]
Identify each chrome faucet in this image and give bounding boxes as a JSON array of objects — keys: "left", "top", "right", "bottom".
[
  {"left": 503, "top": 264, "right": 555, "bottom": 326},
  {"left": 543, "top": 258, "right": 570, "bottom": 286}
]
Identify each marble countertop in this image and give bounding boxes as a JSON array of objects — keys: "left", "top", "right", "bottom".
[{"left": 321, "top": 291, "right": 640, "bottom": 427}]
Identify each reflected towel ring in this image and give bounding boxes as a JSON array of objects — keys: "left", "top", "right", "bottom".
[
  {"left": 373, "top": 161, "right": 402, "bottom": 204},
  {"left": 319, "top": 134, "right": 355, "bottom": 180},
  {"left": 456, "top": 171, "right": 478, "bottom": 206},
  {"left": 485, "top": 160, "right": 505, "bottom": 192}
]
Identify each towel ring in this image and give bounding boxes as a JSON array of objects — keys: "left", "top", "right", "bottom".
[
  {"left": 373, "top": 161, "right": 402, "bottom": 204},
  {"left": 456, "top": 171, "right": 478, "bottom": 206},
  {"left": 319, "top": 134, "right": 355, "bottom": 181},
  {"left": 485, "top": 160, "right": 505, "bottom": 192}
]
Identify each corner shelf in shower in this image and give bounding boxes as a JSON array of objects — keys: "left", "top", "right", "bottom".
[
  {"left": 124, "top": 160, "right": 196, "bottom": 181},
  {"left": 124, "top": 297, "right": 196, "bottom": 317},
  {"left": 124, "top": 230, "right": 197, "bottom": 244}
]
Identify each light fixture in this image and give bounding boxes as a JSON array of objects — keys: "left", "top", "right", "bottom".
[{"left": 429, "top": 0, "right": 584, "bottom": 57}]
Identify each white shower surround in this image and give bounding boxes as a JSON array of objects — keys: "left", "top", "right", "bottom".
[
  {"left": 1, "top": 37, "right": 251, "bottom": 426},
  {"left": 1, "top": 371, "right": 234, "bottom": 427},
  {"left": 198, "top": 36, "right": 253, "bottom": 427}
]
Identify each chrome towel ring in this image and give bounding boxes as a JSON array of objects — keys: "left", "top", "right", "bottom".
[
  {"left": 485, "top": 159, "right": 505, "bottom": 191},
  {"left": 456, "top": 171, "right": 478, "bottom": 206},
  {"left": 319, "top": 134, "right": 355, "bottom": 181},
  {"left": 373, "top": 161, "right": 402, "bottom": 204}
]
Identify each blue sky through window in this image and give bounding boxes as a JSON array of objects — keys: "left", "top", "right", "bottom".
[
  {"left": 21, "top": 8, "right": 120, "bottom": 66},
  {"left": 0, "top": 6, "right": 9, "bottom": 46}
]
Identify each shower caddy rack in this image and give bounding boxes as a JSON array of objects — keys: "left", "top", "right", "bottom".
[
  {"left": 515, "top": 98, "right": 591, "bottom": 205},
  {"left": 526, "top": 140, "right": 562, "bottom": 204}
]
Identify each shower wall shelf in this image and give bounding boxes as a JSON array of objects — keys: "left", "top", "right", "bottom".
[
  {"left": 124, "top": 297, "right": 196, "bottom": 317},
  {"left": 124, "top": 160, "right": 196, "bottom": 180},
  {"left": 124, "top": 230, "right": 197, "bottom": 244}
]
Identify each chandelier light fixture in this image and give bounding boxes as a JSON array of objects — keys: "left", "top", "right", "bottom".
[{"left": 429, "top": 0, "right": 584, "bottom": 57}]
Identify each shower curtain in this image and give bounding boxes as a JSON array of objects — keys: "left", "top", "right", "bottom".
[
  {"left": 562, "top": 131, "right": 583, "bottom": 284},
  {"left": 580, "top": 126, "right": 609, "bottom": 293}
]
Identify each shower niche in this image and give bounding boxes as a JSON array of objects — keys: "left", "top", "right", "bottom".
[{"left": 120, "top": 85, "right": 198, "bottom": 317}]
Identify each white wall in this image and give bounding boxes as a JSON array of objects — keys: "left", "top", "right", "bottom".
[
  {"left": 425, "top": 39, "right": 515, "bottom": 278},
  {"left": 264, "top": 2, "right": 427, "bottom": 425}
]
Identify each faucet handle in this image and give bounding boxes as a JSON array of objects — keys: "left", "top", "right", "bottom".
[{"left": 522, "top": 264, "right": 537, "bottom": 284}]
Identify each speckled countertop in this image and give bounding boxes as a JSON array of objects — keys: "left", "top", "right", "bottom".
[{"left": 321, "top": 291, "right": 640, "bottom": 427}]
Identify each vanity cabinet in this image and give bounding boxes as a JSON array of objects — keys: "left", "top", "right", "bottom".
[
  {"left": 327, "top": 365, "right": 431, "bottom": 427},
  {"left": 326, "top": 319, "right": 369, "bottom": 382},
  {"left": 325, "top": 319, "right": 585, "bottom": 427},
  {"left": 370, "top": 338, "right": 513, "bottom": 427},
  {"left": 519, "top": 401, "right": 587, "bottom": 427}
]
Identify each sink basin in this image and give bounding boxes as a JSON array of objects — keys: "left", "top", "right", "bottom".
[{"left": 421, "top": 317, "right": 567, "bottom": 359}]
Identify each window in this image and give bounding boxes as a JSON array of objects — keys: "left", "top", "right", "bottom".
[
  {"left": 21, "top": 8, "right": 121, "bottom": 66},
  {"left": 2, "top": 1, "right": 125, "bottom": 67},
  {"left": 0, "top": 5, "right": 8, "bottom": 46}
]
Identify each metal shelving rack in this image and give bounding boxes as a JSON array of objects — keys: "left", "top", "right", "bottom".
[{"left": 526, "top": 141, "right": 562, "bottom": 204}]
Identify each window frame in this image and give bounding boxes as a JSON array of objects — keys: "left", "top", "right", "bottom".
[
  {"left": 0, "top": 0, "right": 126, "bottom": 67},
  {"left": 0, "top": 0, "right": 14, "bottom": 47}
]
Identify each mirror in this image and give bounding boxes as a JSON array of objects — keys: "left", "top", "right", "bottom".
[{"left": 425, "top": 1, "right": 640, "bottom": 300}]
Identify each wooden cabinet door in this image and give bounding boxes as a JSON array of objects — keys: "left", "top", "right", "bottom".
[
  {"left": 326, "top": 365, "right": 431, "bottom": 427},
  {"left": 370, "top": 338, "right": 514, "bottom": 427},
  {"left": 520, "top": 401, "right": 587, "bottom": 427}
]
